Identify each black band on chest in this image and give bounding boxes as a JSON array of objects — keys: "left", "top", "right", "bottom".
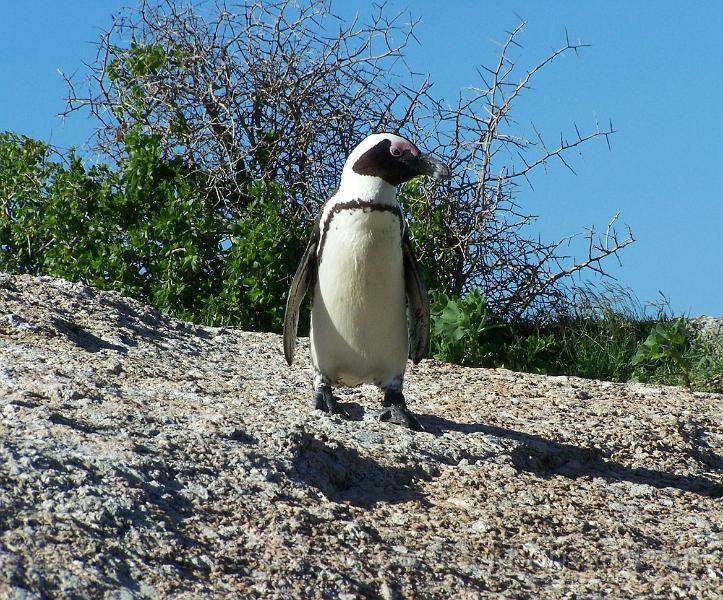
[{"left": 317, "top": 200, "right": 404, "bottom": 265}]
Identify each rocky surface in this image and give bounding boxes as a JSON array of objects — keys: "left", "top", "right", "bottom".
[
  {"left": 690, "top": 316, "right": 723, "bottom": 349},
  {"left": 0, "top": 273, "right": 721, "bottom": 599}
]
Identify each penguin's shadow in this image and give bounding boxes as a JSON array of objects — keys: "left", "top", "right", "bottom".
[
  {"left": 332, "top": 397, "right": 366, "bottom": 421},
  {"left": 333, "top": 397, "right": 442, "bottom": 433},
  {"left": 419, "top": 414, "right": 720, "bottom": 498},
  {"left": 289, "top": 429, "right": 426, "bottom": 507}
]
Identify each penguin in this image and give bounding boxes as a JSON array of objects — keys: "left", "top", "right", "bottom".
[{"left": 283, "top": 132, "right": 450, "bottom": 431}]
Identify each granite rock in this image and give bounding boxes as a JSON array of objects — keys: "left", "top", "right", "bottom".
[{"left": 0, "top": 274, "right": 721, "bottom": 598}]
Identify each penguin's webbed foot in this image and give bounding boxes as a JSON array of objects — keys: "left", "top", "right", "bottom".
[
  {"left": 378, "top": 390, "right": 424, "bottom": 432},
  {"left": 378, "top": 404, "right": 424, "bottom": 431},
  {"left": 312, "top": 385, "right": 349, "bottom": 418}
]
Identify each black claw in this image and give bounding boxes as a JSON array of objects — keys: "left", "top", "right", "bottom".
[
  {"left": 312, "top": 387, "right": 349, "bottom": 418},
  {"left": 377, "top": 403, "right": 425, "bottom": 432},
  {"left": 379, "top": 389, "right": 425, "bottom": 431}
]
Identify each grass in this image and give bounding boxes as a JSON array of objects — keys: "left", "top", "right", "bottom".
[{"left": 429, "top": 283, "right": 723, "bottom": 393}]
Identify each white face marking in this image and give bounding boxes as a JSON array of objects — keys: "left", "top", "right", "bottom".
[
  {"left": 337, "top": 133, "right": 416, "bottom": 204},
  {"left": 343, "top": 133, "right": 415, "bottom": 173},
  {"left": 389, "top": 139, "right": 419, "bottom": 158}
]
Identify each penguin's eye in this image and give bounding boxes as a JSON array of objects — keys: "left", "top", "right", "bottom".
[{"left": 390, "top": 147, "right": 402, "bottom": 157}]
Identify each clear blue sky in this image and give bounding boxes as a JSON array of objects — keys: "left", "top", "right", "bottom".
[{"left": 2, "top": 2, "right": 722, "bottom": 316}]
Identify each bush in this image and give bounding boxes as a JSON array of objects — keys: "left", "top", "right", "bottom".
[
  {"left": 632, "top": 319, "right": 691, "bottom": 387},
  {"left": 632, "top": 319, "right": 723, "bottom": 392},
  {"left": 429, "top": 288, "right": 503, "bottom": 366},
  {"left": 0, "top": 131, "right": 306, "bottom": 331},
  {"left": 62, "top": 1, "right": 632, "bottom": 322},
  {"left": 199, "top": 182, "right": 307, "bottom": 330},
  {"left": 429, "top": 288, "right": 651, "bottom": 378},
  {"left": 429, "top": 284, "right": 722, "bottom": 393}
]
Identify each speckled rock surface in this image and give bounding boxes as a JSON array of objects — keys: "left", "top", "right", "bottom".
[
  {"left": 690, "top": 316, "right": 723, "bottom": 337},
  {"left": 1, "top": 273, "right": 721, "bottom": 599}
]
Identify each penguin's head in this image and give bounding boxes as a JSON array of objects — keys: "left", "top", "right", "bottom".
[{"left": 343, "top": 133, "right": 450, "bottom": 188}]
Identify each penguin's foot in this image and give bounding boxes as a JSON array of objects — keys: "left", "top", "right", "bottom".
[
  {"left": 312, "top": 384, "right": 348, "bottom": 418},
  {"left": 378, "top": 404, "right": 424, "bottom": 431},
  {"left": 378, "top": 390, "right": 424, "bottom": 432}
]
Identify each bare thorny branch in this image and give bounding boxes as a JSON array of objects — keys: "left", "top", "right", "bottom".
[
  {"left": 62, "top": 1, "right": 633, "bottom": 322},
  {"left": 63, "top": 0, "right": 423, "bottom": 216},
  {"left": 412, "top": 19, "right": 631, "bottom": 320}
]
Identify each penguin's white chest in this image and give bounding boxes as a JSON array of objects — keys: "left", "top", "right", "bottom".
[{"left": 311, "top": 208, "right": 408, "bottom": 387}]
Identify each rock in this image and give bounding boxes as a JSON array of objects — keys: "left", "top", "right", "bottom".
[
  {"left": 688, "top": 316, "right": 723, "bottom": 341},
  {"left": 0, "top": 273, "right": 721, "bottom": 598}
]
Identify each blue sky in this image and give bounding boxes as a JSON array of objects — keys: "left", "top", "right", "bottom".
[{"left": 2, "top": 2, "right": 722, "bottom": 316}]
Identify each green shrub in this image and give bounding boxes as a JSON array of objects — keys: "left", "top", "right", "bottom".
[
  {"left": 429, "top": 288, "right": 502, "bottom": 366},
  {"left": 0, "top": 131, "right": 306, "bottom": 331},
  {"left": 498, "top": 328, "right": 558, "bottom": 374},
  {"left": 632, "top": 319, "right": 723, "bottom": 392},
  {"left": 199, "top": 182, "right": 307, "bottom": 331},
  {"left": 632, "top": 318, "right": 691, "bottom": 388},
  {"left": 428, "top": 284, "right": 722, "bottom": 393},
  {"left": 400, "top": 179, "right": 462, "bottom": 295},
  {"left": 546, "top": 317, "right": 651, "bottom": 381},
  {"left": 429, "top": 285, "right": 654, "bottom": 379},
  {"left": 687, "top": 335, "right": 723, "bottom": 392}
]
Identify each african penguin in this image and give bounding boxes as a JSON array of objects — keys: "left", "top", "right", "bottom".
[{"left": 283, "top": 133, "right": 450, "bottom": 430}]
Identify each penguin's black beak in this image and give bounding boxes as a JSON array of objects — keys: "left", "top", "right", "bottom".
[
  {"left": 404, "top": 153, "right": 451, "bottom": 181},
  {"left": 421, "top": 155, "right": 451, "bottom": 181}
]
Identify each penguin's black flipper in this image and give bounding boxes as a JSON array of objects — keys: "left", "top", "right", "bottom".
[
  {"left": 283, "top": 224, "right": 319, "bottom": 366},
  {"left": 402, "top": 231, "right": 430, "bottom": 364}
]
